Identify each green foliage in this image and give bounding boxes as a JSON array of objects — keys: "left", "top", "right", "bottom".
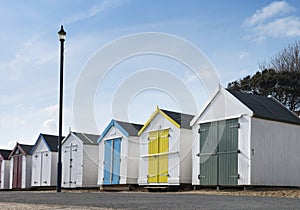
[
  {"left": 228, "top": 41, "right": 300, "bottom": 114},
  {"left": 228, "top": 69, "right": 300, "bottom": 113}
]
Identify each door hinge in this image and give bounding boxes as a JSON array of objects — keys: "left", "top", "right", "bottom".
[
  {"left": 229, "top": 174, "right": 240, "bottom": 179},
  {"left": 230, "top": 123, "right": 240, "bottom": 129},
  {"left": 198, "top": 174, "right": 205, "bottom": 179}
]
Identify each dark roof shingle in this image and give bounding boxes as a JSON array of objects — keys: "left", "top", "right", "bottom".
[
  {"left": 42, "top": 134, "right": 60, "bottom": 152},
  {"left": 0, "top": 149, "right": 12, "bottom": 160},
  {"left": 73, "top": 132, "right": 100, "bottom": 144},
  {"left": 228, "top": 89, "right": 300, "bottom": 125},
  {"left": 115, "top": 120, "right": 143, "bottom": 136},
  {"left": 161, "top": 109, "right": 195, "bottom": 129}
]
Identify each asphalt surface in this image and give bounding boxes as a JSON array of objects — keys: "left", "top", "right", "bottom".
[{"left": 0, "top": 191, "right": 299, "bottom": 210}]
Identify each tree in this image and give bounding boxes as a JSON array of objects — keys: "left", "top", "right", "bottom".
[{"left": 228, "top": 41, "right": 300, "bottom": 114}]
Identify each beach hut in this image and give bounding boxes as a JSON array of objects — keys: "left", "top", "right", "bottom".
[
  {"left": 98, "top": 120, "right": 143, "bottom": 187},
  {"left": 0, "top": 149, "right": 12, "bottom": 189},
  {"left": 62, "top": 132, "right": 100, "bottom": 188},
  {"left": 9, "top": 143, "right": 33, "bottom": 189},
  {"left": 138, "top": 107, "right": 194, "bottom": 187},
  {"left": 191, "top": 87, "right": 300, "bottom": 187},
  {"left": 31, "top": 134, "right": 59, "bottom": 187}
]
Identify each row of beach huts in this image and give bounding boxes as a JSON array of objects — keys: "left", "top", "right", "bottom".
[{"left": 1, "top": 87, "right": 300, "bottom": 190}]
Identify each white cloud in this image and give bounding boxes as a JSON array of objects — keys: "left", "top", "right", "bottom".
[
  {"left": 41, "top": 119, "right": 57, "bottom": 135},
  {"left": 244, "top": 1, "right": 300, "bottom": 41},
  {"left": 64, "top": 0, "right": 126, "bottom": 25},
  {"left": 245, "top": 1, "right": 295, "bottom": 25},
  {"left": 239, "top": 52, "right": 249, "bottom": 59}
]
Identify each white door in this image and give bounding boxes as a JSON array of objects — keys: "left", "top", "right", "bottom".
[
  {"left": 70, "top": 145, "right": 79, "bottom": 188},
  {"left": 32, "top": 153, "right": 42, "bottom": 186},
  {"left": 41, "top": 152, "right": 51, "bottom": 186},
  {"left": 62, "top": 146, "right": 71, "bottom": 187}
]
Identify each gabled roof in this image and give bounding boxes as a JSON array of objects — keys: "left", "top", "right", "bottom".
[
  {"left": 98, "top": 119, "right": 143, "bottom": 143},
  {"left": 72, "top": 132, "right": 100, "bottom": 144},
  {"left": 31, "top": 134, "right": 60, "bottom": 153},
  {"left": 0, "top": 149, "right": 12, "bottom": 160},
  {"left": 138, "top": 106, "right": 195, "bottom": 136},
  {"left": 8, "top": 143, "right": 34, "bottom": 159},
  {"left": 227, "top": 89, "right": 300, "bottom": 125}
]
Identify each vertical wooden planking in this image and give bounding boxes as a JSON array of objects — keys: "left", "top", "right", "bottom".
[
  {"left": 148, "top": 131, "right": 158, "bottom": 183},
  {"left": 112, "top": 138, "right": 121, "bottom": 184},
  {"left": 158, "top": 129, "right": 169, "bottom": 183},
  {"left": 199, "top": 122, "right": 218, "bottom": 185},
  {"left": 103, "top": 140, "right": 112, "bottom": 185},
  {"left": 218, "top": 119, "right": 238, "bottom": 186}
]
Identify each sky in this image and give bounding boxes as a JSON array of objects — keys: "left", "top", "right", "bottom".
[{"left": 1, "top": 0, "right": 300, "bottom": 148}]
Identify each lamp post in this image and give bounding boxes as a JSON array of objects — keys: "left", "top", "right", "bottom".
[{"left": 57, "top": 25, "right": 66, "bottom": 192}]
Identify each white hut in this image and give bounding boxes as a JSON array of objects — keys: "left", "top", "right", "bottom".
[
  {"left": 0, "top": 150, "right": 12, "bottom": 189},
  {"left": 138, "top": 107, "right": 194, "bottom": 186},
  {"left": 31, "top": 134, "right": 59, "bottom": 187},
  {"left": 62, "top": 132, "right": 99, "bottom": 188},
  {"left": 191, "top": 87, "right": 300, "bottom": 187},
  {"left": 98, "top": 120, "right": 143, "bottom": 187},
  {"left": 9, "top": 143, "right": 33, "bottom": 189}
]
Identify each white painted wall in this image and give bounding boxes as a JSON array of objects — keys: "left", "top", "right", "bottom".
[
  {"left": 251, "top": 118, "right": 300, "bottom": 186},
  {"left": 179, "top": 128, "right": 193, "bottom": 184},
  {"left": 22, "top": 155, "right": 32, "bottom": 188},
  {"left": 126, "top": 136, "right": 140, "bottom": 184},
  {"left": 82, "top": 144, "right": 99, "bottom": 187}
]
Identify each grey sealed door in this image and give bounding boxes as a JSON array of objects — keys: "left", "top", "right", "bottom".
[{"left": 199, "top": 118, "right": 239, "bottom": 186}]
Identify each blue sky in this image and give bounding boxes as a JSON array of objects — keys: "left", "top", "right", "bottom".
[{"left": 1, "top": 0, "right": 300, "bottom": 148}]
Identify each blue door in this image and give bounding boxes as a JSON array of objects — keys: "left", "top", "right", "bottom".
[
  {"left": 103, "top": 138, "right": 121, "bottom": 185},
  {"left": 103, "top": 140, "right": 112, "bottom": 185},
  {"left": 111, "top": 138, "right": 121, "bottom": 184}
]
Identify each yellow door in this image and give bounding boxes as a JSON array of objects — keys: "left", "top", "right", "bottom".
[
  {"left": 148, "top": 131, "right": 158, "bottom": 183},
  {"left": 147, "top": 129, "right": 169, "bottom": 183},
  {"left": 158, "top": 129, "right": 169, "bottom": 183}
]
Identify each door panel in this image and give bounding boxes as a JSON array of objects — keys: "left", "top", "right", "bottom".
[
  {"left": 62, "top": 147, "right": 71, "bottom": 187},
  {"left": 158, "top": 129, "right": 169, "bottom": 183},
  {"left": 147, "top": 129, "right": 169, "bottom": 184},
  {"left": 199, "top": 119, "right": 239, "bottom": 186},
  {"left": 32, "top": 153, "right": 41, "bottom": 186},
  {"left": 70, "top": 145, "right": 78, "bottom": 187},
  {"left": 111, "top": 138, "right": 121, "bottom": 184},
  {"left": 103, "top": 140, "right": 112, "bottom": 185},
  {"left": 199, "top": 122, "right": 218, "bottom": 185},
  {"left": 148, "top": 131, "right": 159, "bottom": 183},
  {"left": 12, "top": 156, "right": 22, "bottom": 189},
  {"left": 218, "top": 119, "right": 238, "bottom": 186},
  {"left": 42, "top": 152, "right": 51, "bottom": 186}
]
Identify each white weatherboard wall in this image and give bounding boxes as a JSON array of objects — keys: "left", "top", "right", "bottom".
[
  {"left": 98, "top": 125, "right": 140, "bottom": 185},
  {"left": 0, "top": 160, "right": 10, "bottom": 189},
  {"left": 251, "top": 118, "right": 300, "bottom": 186},
  {"left": 138, "top": 113, "right": 192, "bottom": 185},
  {"left": 192, "top": 88, "right": 252, "bottom": 186},
  {"left": 62, "top": 133, "right": 98, "bottom": 188},
  {"left": 23, "top": 155, "right": 32, "bottom": 189},
  {"left": 31, "top": 138, "right": 57, "bottom": 187}
]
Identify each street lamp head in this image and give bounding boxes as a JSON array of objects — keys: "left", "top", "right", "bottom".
[{"left": 58, "top": 25, "right": 66, "bottom": 41}]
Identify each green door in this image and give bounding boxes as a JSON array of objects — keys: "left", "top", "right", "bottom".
[
  {"left": 199, "top": 122, "right": 218, "bottom": 185},
  {"left": 218, "top": 119, "right": 239, "bottom": 186},
  {"left": 199, "top": 119, "right": 239, "bottom": 186}
]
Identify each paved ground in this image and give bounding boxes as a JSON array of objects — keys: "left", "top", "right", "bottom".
[{"left": 0, "top": 191, "right": 299, "bottom": 210}]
